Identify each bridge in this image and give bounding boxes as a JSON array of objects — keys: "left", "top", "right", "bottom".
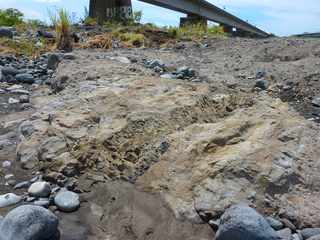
[{"left": 89, "top": 0, "right": 269, "bottom": 37}]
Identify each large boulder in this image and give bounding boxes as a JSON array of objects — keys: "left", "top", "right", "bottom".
[
  {"left": 215, "top": 204, "right": 279, "bottom": 240},
  {"left": 0, "top": 205, "right": 59, "bottom": 240}
]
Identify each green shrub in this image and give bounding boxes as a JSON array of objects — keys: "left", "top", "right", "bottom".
[
  {"left": 49, "top": 8, "right": 72, "bottom": 51},
  {"left": 0, "top": 8, "right": 23, "bottom": 26}
]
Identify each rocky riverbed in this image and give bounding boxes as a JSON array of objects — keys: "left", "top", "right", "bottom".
[{"left": 1, "top": 37, "right": 320, "bottom": 239}]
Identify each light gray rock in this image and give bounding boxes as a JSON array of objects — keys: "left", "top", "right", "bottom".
[
  {"left": 301, "top": 228, "right": 320, "bottom": 239},
  {"left": 54, "top": 190, "right": 80, "bottom": 212},
  {"left": 28, "top": 182, "right": 51, "bottom": 197},
  {"left": 215, "top": 204, "right": 279, "bottom": 240},
  {"left": 2, "top": 161, "right": 11, "bottom": 169},
  {"left": 0, "top": 193, "right": 22, "bottom": 208},
  {"left": 312, "top": 97, "right": 320, "bottom": 107},
  {"left": 34, "top": 198, "right": 50, "bottom": 208},
  {"left": 161, "top": 73, "right": 176, "bottom": 79},
  {"left": 266, "top": 217, "right": 284, "bottom": 230},
  {"left": 0, "top": 205, "right": 59, "bottom": 240},
  {"left": 19, "top": 95, "right": 30, "bottom": 103}
]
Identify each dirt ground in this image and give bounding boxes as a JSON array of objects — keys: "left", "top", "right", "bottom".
[{"left": 1, "top": 37, "right": 320, "bottom": 239}]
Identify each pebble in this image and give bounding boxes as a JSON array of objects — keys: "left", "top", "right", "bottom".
[
  {"left": 160, "top": 73, "right": 176, "bottom": 79},
  {"left": 13, "top": 181, "right": 30, "bottom": 190},
  {"left": 8, "top": 98, "right": 19, "bottom": 104},
  {"left": 47, "top": 53, "right": 61, "bottom": 70},
  {"left": 255, "top": 79, "right": 270, "bottom": 90},
  {"left": 54, "top": 190, "right": 80, "bottom": 212},
  {"left": 28, "top": 181, "right": 51, "bottom": 197},
  {"left": 34, "top": 198, "right": 50, "bottom": 208},
  {"left": 2, "top": 161, "right": 11, "bottom": 169},
  {"left": 0, "top": 205, "right": 59, "bottom": 240},
  {"left": 0, "top": 193, "right": 22, "bottom": 208},
  {"left": 19, "top": 95, "right": 30, "bottom": 103},
  {"left": 4, "top": 174, "right": 14, "bottom": 180}
]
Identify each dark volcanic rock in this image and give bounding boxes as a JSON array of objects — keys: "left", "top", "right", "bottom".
[
  {"left": 15, "top": 73, "right": 35, "bottom": 84},
  {"left": 0, "top": 27, "right": 13, "bottom": 38},
  {"left": 215, "top": 204, "right": 279, "bottom": 240}
]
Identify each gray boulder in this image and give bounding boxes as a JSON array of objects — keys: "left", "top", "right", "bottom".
[
  {"left": 28, "top": 182, "right": 51, "bottom": 197},
  {"left": 277, "top": 228, "right": 292, "bottom": 240},
  {"left": 0, "top": 27, "right": 13, "bottom": 38},
  {"left": 215, "top": 204, "right": 279, "bottom": 240},
  {"left": 0, "top": 205, "right": 59, "bottom": 240},
  {"left": 1, "top": 66, "right": 18, "bottom": 76},
  {"left": 54, "top": 190, "right": 80, "bottom": 212},
  {"left": 301, "top": 228, "right": 320, "bottom": 239}
]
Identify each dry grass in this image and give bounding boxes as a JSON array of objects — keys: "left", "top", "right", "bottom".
[{"left": 0, "top": 38, "right": 53, "bottom": 58}]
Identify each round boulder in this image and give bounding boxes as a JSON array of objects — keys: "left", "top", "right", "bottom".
[
  {"left": 28, "top": 182, "right": 51, "bottom": 197},
  {"left": 215, "top": 204, "right": 279, "bottom": 240},
  {"left": 0, "top": 205, "right": 59, "bottom": 240},
  {"left": 54, "top": 190, "right": 80, "bottom": 212}
]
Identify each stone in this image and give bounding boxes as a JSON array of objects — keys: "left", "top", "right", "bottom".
[
  {"left": 4, "top": 174, "right": 14, "bottom": 180},
  {"left": 175, "top": 66, "right": 196, "bottom": 79},
  {"left": 34, "top": 198, "right": 50, "bottom": 208},
  {"left": 28, "top": 181, "right": 51, "bottom": 197},
  {"left": 146, "top": 59, "right": 165, "bottom": 69},
  {"left": 37, "top": 30, "right": 54, "bottom": 39},
  {"left": 277, "top": 228, "right": 292, "bottom": 240},
  {"left": 308, "top": 235, "right": 320, "bottom": 240},
  {"left": 63, "top": 53, "right": 77, "bottom": 60},
  {"left": 2, "top": 161, "right": 11, "bottom": 168},
  {"left": 0, "top": 193, "right": 22, "bottom": 208},
  {"left": 312, "top": 96, "right": 320, "bottom": 107},
  {"left": 39, "top": 136, "right": 67, "bottom": 161},
  {"left": 160, "top": 73, "right": 176, "bottom": 79},
  {"left": 292, "top": 233, "right": 302, "bottom": 240},
  {"left": 13, "top": 181, "right": 30, "bottom": 190},
  {"left": 281, "top": 218, "right": 296, "bottom": 231},
  {"left": 111, "top": 56, "right": 131, "bottom": 64},
  {"left": 0, "top": 205, "right": 59, "bottom": 240},
  {"left": 255, "top": 79, "right": 270, "bottom": 90},
  {"left": 266, "top": 217, "right": 284, "bottom": 230},
  {"left": 47, "top": 53, "right": 61, "bottom": 70},
  {"left": 8, "top": 97, "right": 19, "bottom": 104},
  {"left": 0, "top": 27, "right": 13, "bottom": 38},
  {"left": 54, "top": 190, "right": 80, "bottom": 212},
  {"left": 15, "top": 73, "right": 35, "bottom": 84},
  {"left": 1, "top": 66, "right": 18, "bottom": 76},
  {"left": 301, "top": 228, "right": 320, "bottom": 239},
  {"left": 215, "top": 204, "right": 279, "bottom": 240},
  {"left": 19, "top": 95, "right": 30, "bottom": 103}
]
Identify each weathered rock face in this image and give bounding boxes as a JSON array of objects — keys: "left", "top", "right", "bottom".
[{"left": 12, "top": 40, "right": 320, "bottom": 234}]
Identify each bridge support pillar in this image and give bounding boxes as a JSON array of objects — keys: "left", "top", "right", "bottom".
[
  {"left": 89, "top": 0, "right": 133, "bottom": 24},
  {"left": 180, "top": 13, "right": 207, "bottom": 27}
]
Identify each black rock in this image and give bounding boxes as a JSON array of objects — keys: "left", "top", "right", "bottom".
[
  {"left": 0, "top": 27, "right": 13, "bottom": 39},
  {"left": 47, "top": 53, "right": 61, "bottom": 70},
  {"left": 15, "top": 73, "right": 35, "bottom": 84},
  {"left": 37, "top": 30, "right": 54, "bottom": 39},
  {"left": 255, "top": 79, "right": 270, "bottom": 90},
  {"left": 216, "top": 204, "right": 279, "bottom": 240}
]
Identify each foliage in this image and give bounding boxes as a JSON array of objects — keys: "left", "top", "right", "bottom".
[
  {"left": 167, "top": 23, "right": 225, "bottom": 40},
  {"left": 0, "top": 37, "right": 49, "bottom": 57},
  {"left": 84, "top": 16, "right": 97, "bottom": 26},
  {"left": 49, "top": 8, "right": 72, "bottom": 51},
  {"left": 128, "top": 10, "right": 142, "bottom": 25},
  {"left": 118, "top": 32, "right": 145, "bottom": 47},
  {"left": 0, "top": 8, "right": 23, "bottom": 26}
]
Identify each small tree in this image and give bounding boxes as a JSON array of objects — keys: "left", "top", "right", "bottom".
[{"left": 0, "top": 8, "right": 24, "bottom": 26}]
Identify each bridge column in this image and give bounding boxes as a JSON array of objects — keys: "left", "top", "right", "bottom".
[
  {"left": 89, "top": 0, "right": 133, "bottom": 24},
  {"left": 180, "top": 13, "right": 207, "bottom": 27}
]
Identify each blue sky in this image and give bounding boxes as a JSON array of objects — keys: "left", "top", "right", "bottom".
[{"left": 0, "top": 0, "right": 319, "bottom": 36}]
